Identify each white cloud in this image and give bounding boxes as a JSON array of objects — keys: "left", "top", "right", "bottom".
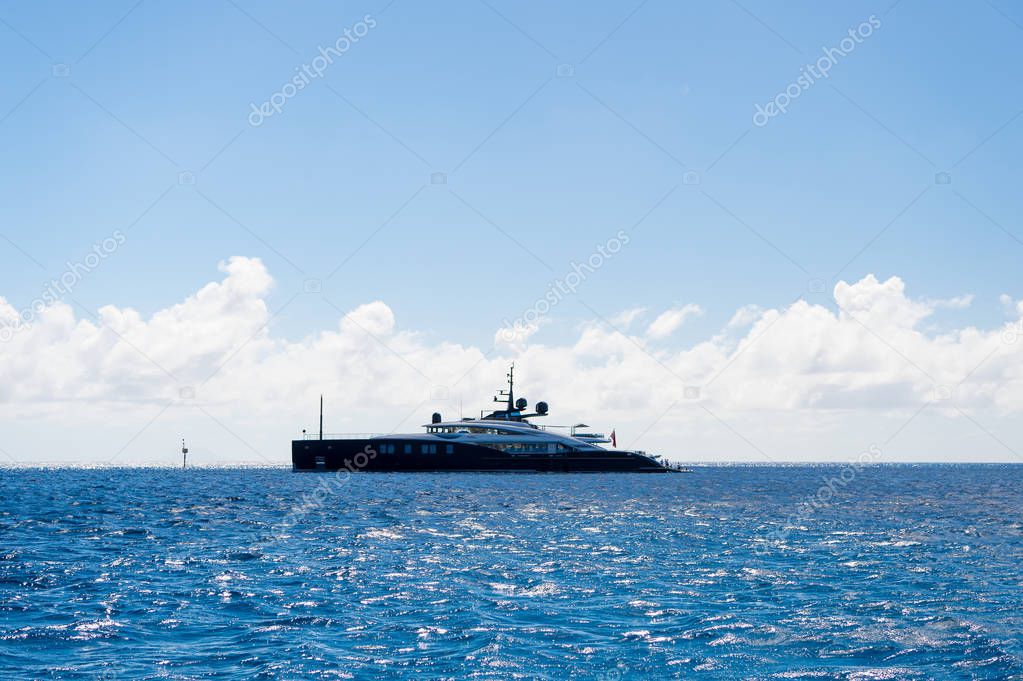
[
  {"left": 610, "top": 307, "right": 646, "bottom": 329},
  {"left": 3, "top": 261, "right": 1023, "bottom": 464},
  {"left": 727, "top": 304, "right": 763, "bottom": 329},
  {"left": 928, "top": 294, "right": 973, "bottom": 310},
  {"left": 494, "top": 320, "right": 541, "bottom": 351},
  {"left": 342, "top": 301, "right": 396, "bottom": 337},
  {"left": 645, "top": 304, "right": 702, "bottom": 339},
  {"left": 1000, "top": 293, "right": 1023, "bottom": 318}
]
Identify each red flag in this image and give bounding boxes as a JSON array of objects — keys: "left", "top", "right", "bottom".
[{"left": 610, "top": 429, "right": 617, "bottom": 448}]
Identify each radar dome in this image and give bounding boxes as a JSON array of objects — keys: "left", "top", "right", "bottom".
[
  {"left": 431, "top": 412, "right": 442, "bottom": 424},
  {"left": 515, "top": 397, "right": 527, "bottom": 410},
  {"left": 535, "top": 401, "right": 549, "bottom": 415}
]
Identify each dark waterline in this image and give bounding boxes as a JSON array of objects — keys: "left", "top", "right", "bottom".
[{"left": 2, "top": 466, "right": 1022, "bottom": 679}]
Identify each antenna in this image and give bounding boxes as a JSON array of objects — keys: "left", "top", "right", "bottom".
[
  {"left": 507, "top": 363, "right": 515, "bottom": 412},
  {"left": 319, "top": 395, "right": 324, "bottom": 441},
  {"left": 492, "top": 364, "right": 516, "bottom": 414},
  {"left": 181, "top": 439, "right": 188, "bottom": 469}
]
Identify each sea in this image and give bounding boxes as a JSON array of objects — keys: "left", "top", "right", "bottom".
[{"left": 2, "top": 465, "right": 1022, "bottom": 680}]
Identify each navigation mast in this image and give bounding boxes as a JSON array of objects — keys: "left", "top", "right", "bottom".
[
  {"left": 507, "top": 363, "right": 514, "bottom": 412},
  {"left": 493, "top": 363, "right": 515, "bottom": 415}
]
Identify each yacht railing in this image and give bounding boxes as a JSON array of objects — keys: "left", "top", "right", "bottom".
[{"left": 301, "top": 433, "right": 383, "bottom": 440}]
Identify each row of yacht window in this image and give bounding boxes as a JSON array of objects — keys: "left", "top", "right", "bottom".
[
  {"left": 377, "top": 443, "right": 452, "bottom": 455},
  {"left": 374, "top": 442, "right": 566, "bottom": 454},
  {"left": 425, "top": 426, "right": 535, "bottom": 435}
]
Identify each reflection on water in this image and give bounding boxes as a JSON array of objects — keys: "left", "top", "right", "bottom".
[{"left": 2, "top": 465, "right": 1022, "bottom": 679}]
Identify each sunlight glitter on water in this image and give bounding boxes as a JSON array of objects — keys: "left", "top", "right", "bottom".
[{"left": 2, "top": 466, "right": 1023, "bottom": 679}]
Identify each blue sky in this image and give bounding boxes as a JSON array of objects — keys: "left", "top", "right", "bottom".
[
  {"left": 2, "top": 0, "right": 1023, "bottom": 463},
  {"left": 2, "top": 0, "right": 1020, "bottom": 344}
]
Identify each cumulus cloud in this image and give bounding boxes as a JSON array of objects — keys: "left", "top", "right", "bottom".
[
  {"left": 494, "top": 320, "right": 541, "bottom": 351},
  {"left": 2, "top": 260, "right": 1022, "bottom": 463},
  {"left": 727, "top": 304, "right": 763, "bottom": 329},
  {"left": 610, "top": 307, "right": 646, "bottom": 329},
  {"left": 928, "top": 294, "right": 974, "bottom": 310},
  {"left": 645, "top": 304, "right": 703, "bottom": 339},
  {"left": 1000, "top": 294, "right": 1023, "bottom": 318}
]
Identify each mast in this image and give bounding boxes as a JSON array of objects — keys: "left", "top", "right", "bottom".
[
  {"left": 492, "top": 363, "right": 516, "bottom": 417},
  {"left": 507, "top": 363, "right": 514, "bottom": 412},
  {"left": 319, "top": 395, "right": 324, "bottom": 441}
]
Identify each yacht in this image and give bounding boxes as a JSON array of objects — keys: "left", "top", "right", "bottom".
[{"left": 292, "top": 366, "right": 677, "bottom": 472}]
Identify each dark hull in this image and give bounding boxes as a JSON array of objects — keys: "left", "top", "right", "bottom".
[{"left": 292, "top": 439, "right": 672, "bottom": 473}]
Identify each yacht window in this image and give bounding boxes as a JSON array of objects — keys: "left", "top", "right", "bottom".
[
  {"left": 404, "top": 444, "right": 412, "bottom": 454},
  {"left": 445, "top": 444, "right": 453, "bottom": 454}
]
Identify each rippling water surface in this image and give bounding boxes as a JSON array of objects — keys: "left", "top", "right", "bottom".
[{"left": 2, "top": 466, "right": 1023, "bottom": 679}]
